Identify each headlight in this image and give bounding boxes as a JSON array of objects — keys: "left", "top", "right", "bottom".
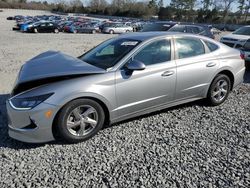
[{"left": 9, "top": 93, "right": 54, "bottom": 110}]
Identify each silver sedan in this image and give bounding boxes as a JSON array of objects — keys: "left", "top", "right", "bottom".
[{"left": 7, "top": 32, "right": 245, "bottom": 143}]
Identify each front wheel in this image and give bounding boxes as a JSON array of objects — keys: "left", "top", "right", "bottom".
[
  {"left": 56, "top": 99, "right": 105, "bottom": 143},
  {"left": 207, "top": 74, "right": 231, "bottom": 106}
]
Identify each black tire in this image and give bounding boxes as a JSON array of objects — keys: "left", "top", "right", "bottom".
[
  {"left": 34, "top": 28, "right": 38, "bottom": 33},
  {"left": 55, "top": 99, "right": 105, "bottom": 143},
  {"left": 109, "top": 30, "right": 114, "bottom": 34},
  {"left": 92, "top": 30, "right": 96, "bottom": 34},
  {"left": 207, "top": 74, "right": 231, "bottom": 106}
]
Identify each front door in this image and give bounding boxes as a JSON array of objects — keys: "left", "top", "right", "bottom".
[{"left": 115, "top": 38, "right": 176, "bottom": 118}]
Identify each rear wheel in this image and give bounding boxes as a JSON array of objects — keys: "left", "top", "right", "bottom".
[
  {"left": 73, "top": 30, "right": 77, "bottom": 34},
  {"left": 56, "top": 99, "right": 105, "bottom": 143},
  {"left": 34, "top": 28, "right": 38, "bottom": 33},
  {"left": 207, "top": 74, "right": 231, "bottom": 106},
  {"left": 92, "top": 30, "right": 96, "bottom": 34}
]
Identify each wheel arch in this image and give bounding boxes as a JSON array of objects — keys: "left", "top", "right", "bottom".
[{"left": 216, "top": 70, "right": 234, "bottom": 90}]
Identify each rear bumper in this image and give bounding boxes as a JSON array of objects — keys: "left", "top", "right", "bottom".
[{"left": 233, "top": 67, "right": 246, "bottom": 89}]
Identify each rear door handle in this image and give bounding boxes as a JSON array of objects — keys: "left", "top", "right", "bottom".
[
  {"left": 206, "top": 62, "right": 216, "bottom": 67},
  {"left": 161, "top": 71, "right": 174, "bottom": 77}
]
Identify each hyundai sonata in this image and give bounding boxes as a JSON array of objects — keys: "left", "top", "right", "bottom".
[{"left": 7, "top": 32, "right": 245, "bottom": 143}]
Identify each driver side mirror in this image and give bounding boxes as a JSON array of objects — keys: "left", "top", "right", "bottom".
[{"left": 126, "top": 60, "right": 146, "bottom": 71}]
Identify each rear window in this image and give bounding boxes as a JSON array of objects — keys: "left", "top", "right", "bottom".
[
  {"left": 142, "top": 23, "right": 173, "bottom": 32},
  {"left": 204, "top": 40, "right": 219, "bottom": 52}
]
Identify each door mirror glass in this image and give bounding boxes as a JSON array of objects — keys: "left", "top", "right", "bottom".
[{"left": 126, "top": 60, "right": 146, "bottom": 71}]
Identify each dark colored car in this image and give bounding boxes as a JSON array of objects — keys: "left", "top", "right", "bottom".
[
  {"left": 27, "top": 22, "right": 59, "bottom": 33},
  {"left": 168, "top": 24, "right": 215, "bottom": 39},
  {"left": 141, "top": 21, "right": 177, "bottom": 32}
]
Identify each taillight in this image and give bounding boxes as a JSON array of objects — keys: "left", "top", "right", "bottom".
[{"left": 240, "top": 51, "right": 245, "bottom": 60}]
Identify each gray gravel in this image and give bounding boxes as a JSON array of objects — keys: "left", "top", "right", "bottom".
[{"left": 0, "top": 78, "right": 249, "bottom": 187}]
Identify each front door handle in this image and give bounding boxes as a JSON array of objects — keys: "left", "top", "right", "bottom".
[
  {"left": 206, "top": 62, "right": 216, "bottom": 67},
  {"left": 161, "top": 71, "right": 174, "bottom": 77}
]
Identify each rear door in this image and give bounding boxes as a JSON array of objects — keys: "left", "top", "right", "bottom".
[{"left": 174, "top": 36, "right": 220, "bottom": 100}]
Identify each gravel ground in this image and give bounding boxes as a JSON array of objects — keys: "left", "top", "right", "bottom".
[{"left": 0, "top": 9, "right": 250, "bottom": 188}]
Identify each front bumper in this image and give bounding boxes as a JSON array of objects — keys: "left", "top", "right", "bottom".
[{"left": 7, "top": 101, "right": 60, "bottom": 143}]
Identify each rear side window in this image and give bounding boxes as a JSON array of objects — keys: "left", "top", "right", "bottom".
[
  {"left": 204, "top": 40, "right": 219, "bottom": 52},
  {"left": 175, "top": 38, "right": 205, "bottom": 59}
]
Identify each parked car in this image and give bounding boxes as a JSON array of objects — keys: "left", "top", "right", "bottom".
[
  {"left": 73, "top": 23, "right": 100, "bottom": 34},
  {"left": 220, "top": 26, "right": 250, "bottom": 48},
  {"left": 168, "top": 24, "right": 215, "bottom": 39},
  {"left": 141, "top": 21, "right": 177, "bottom": 32},
  {"left": 102, "top": 23, "right": 133, "bottom": 34},
  {"left": 7, "top": 32, "right": 245, "bottom": 143},
  {"left": 240, "top": 39, "right": 250, "bottom": 68},
  {"left": 211, "top": 27, "right": 221, "bottom": 35},
  {"left": 27, "top": 22, "right": 59, "bottom": 33}
]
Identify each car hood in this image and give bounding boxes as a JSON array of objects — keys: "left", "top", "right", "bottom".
[
  {"left": 222, "top": 33, "right": 250, "bottom": 40},
  {"left": 18, "top": 50, "right": 105, "bottom": 84}
]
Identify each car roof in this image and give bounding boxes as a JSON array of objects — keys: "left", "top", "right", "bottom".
[{"left": 117, "top": 32, "right": 192, "bottom": 41}]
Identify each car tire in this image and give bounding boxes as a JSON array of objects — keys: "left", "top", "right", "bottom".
[
  {"left": 92, "top": 30, "right": 96, "bottom": 34},
  {"left": 34, "top": 28, "right": 38, "bottom": 33},
  {"left": 56, "top": 99, "right": 105, "bottom": 143},
  {"left": 54, "top": 28, "right": 59, "bottom": 33},
  {"left": 126, "top": 30, "right": 130, "bottom": 33},
  {"left": 109, "top": 30, "right": 114, "bottom": 34},
  {"left": 207, "top": 74, "right": 231, "bottom": 106},
  {"left": 73, "top": 30, "right": 77, "bottom": 34}
]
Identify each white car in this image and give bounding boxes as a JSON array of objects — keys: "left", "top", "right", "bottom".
[{"left": 220, "top": 26, "right": 250, "bottom": 49}]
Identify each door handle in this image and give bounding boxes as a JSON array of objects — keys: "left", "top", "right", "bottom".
[
  {"left": 206, "top": 62, "right": 216, "bottom": 67},
  {"left": 161, "top": 71, "right": 174, "bottom": 77}
]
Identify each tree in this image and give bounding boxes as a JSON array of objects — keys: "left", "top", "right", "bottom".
[{"left": 158, "top": 0, "right": 164, "bottom": 8}]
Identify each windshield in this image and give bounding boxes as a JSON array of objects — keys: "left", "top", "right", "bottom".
[
  {"left": 233, "top": 27, "right": 250, "bottom": 35},
  {"left": 79, "top": 38, "right": 141, "bottom": 70}
]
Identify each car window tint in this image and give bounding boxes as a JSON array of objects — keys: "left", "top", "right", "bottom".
[
  {"left": 134, "top": 39, "right": 171, "bottom": 65},
  {"left": 176, "top": 38, "right": 205, "bottom": 59},
  {"left": 204, "top": 40, "right": 219, "bottom": 52}
]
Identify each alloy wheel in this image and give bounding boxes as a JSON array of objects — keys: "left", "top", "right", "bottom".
[
  {"left": 212, "top": 79, "right": 229, "bottom": 102},
  {"left": 66, "top": 105, "right": 98, "bottom": 137}
]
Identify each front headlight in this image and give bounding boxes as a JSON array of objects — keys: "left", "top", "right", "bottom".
[{"left": 9, "top": 93, "right": 54, "bottom": 110}]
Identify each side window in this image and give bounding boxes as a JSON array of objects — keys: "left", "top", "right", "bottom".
[
  {"left": 170, "top": 25, "right": 186, "bottom": 32},
  {"left": 176, "top": 37, "right": 205, "bottom": 59},
  {"left": 187, "top": 26, "right": 200, "bottom": 34},
  {"left": 204, "top": 40, "right": 219, "bottom": 52},
  {"left": 134, "top": 39, "right": 171, "bottom": 66}
]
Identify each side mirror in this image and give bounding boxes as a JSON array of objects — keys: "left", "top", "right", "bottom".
[{"left": 126, "top": 60, "right": 146, "bottom": 71}]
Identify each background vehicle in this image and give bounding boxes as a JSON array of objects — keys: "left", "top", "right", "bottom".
[
  {"left": 27, "top": 22, "right": 59, "bottom": 33},
  {"left": 140, "top": 21, "right": 177, "bottom": 32},
  {"left": 7, "top": 33, "right": 245, "bottom": 144},
  {"left": 168, "top": 24, "right": 215, "bottom": 39},
  {"left": 220, "top": 26, "right": 250, "bottom": 48},
  {"left": 102, "top": 23, "right": 133, "bottom": 34}
]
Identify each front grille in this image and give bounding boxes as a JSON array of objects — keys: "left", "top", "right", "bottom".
[{"left": 222, "top": 42, "right": 235, "bottom": 48}]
